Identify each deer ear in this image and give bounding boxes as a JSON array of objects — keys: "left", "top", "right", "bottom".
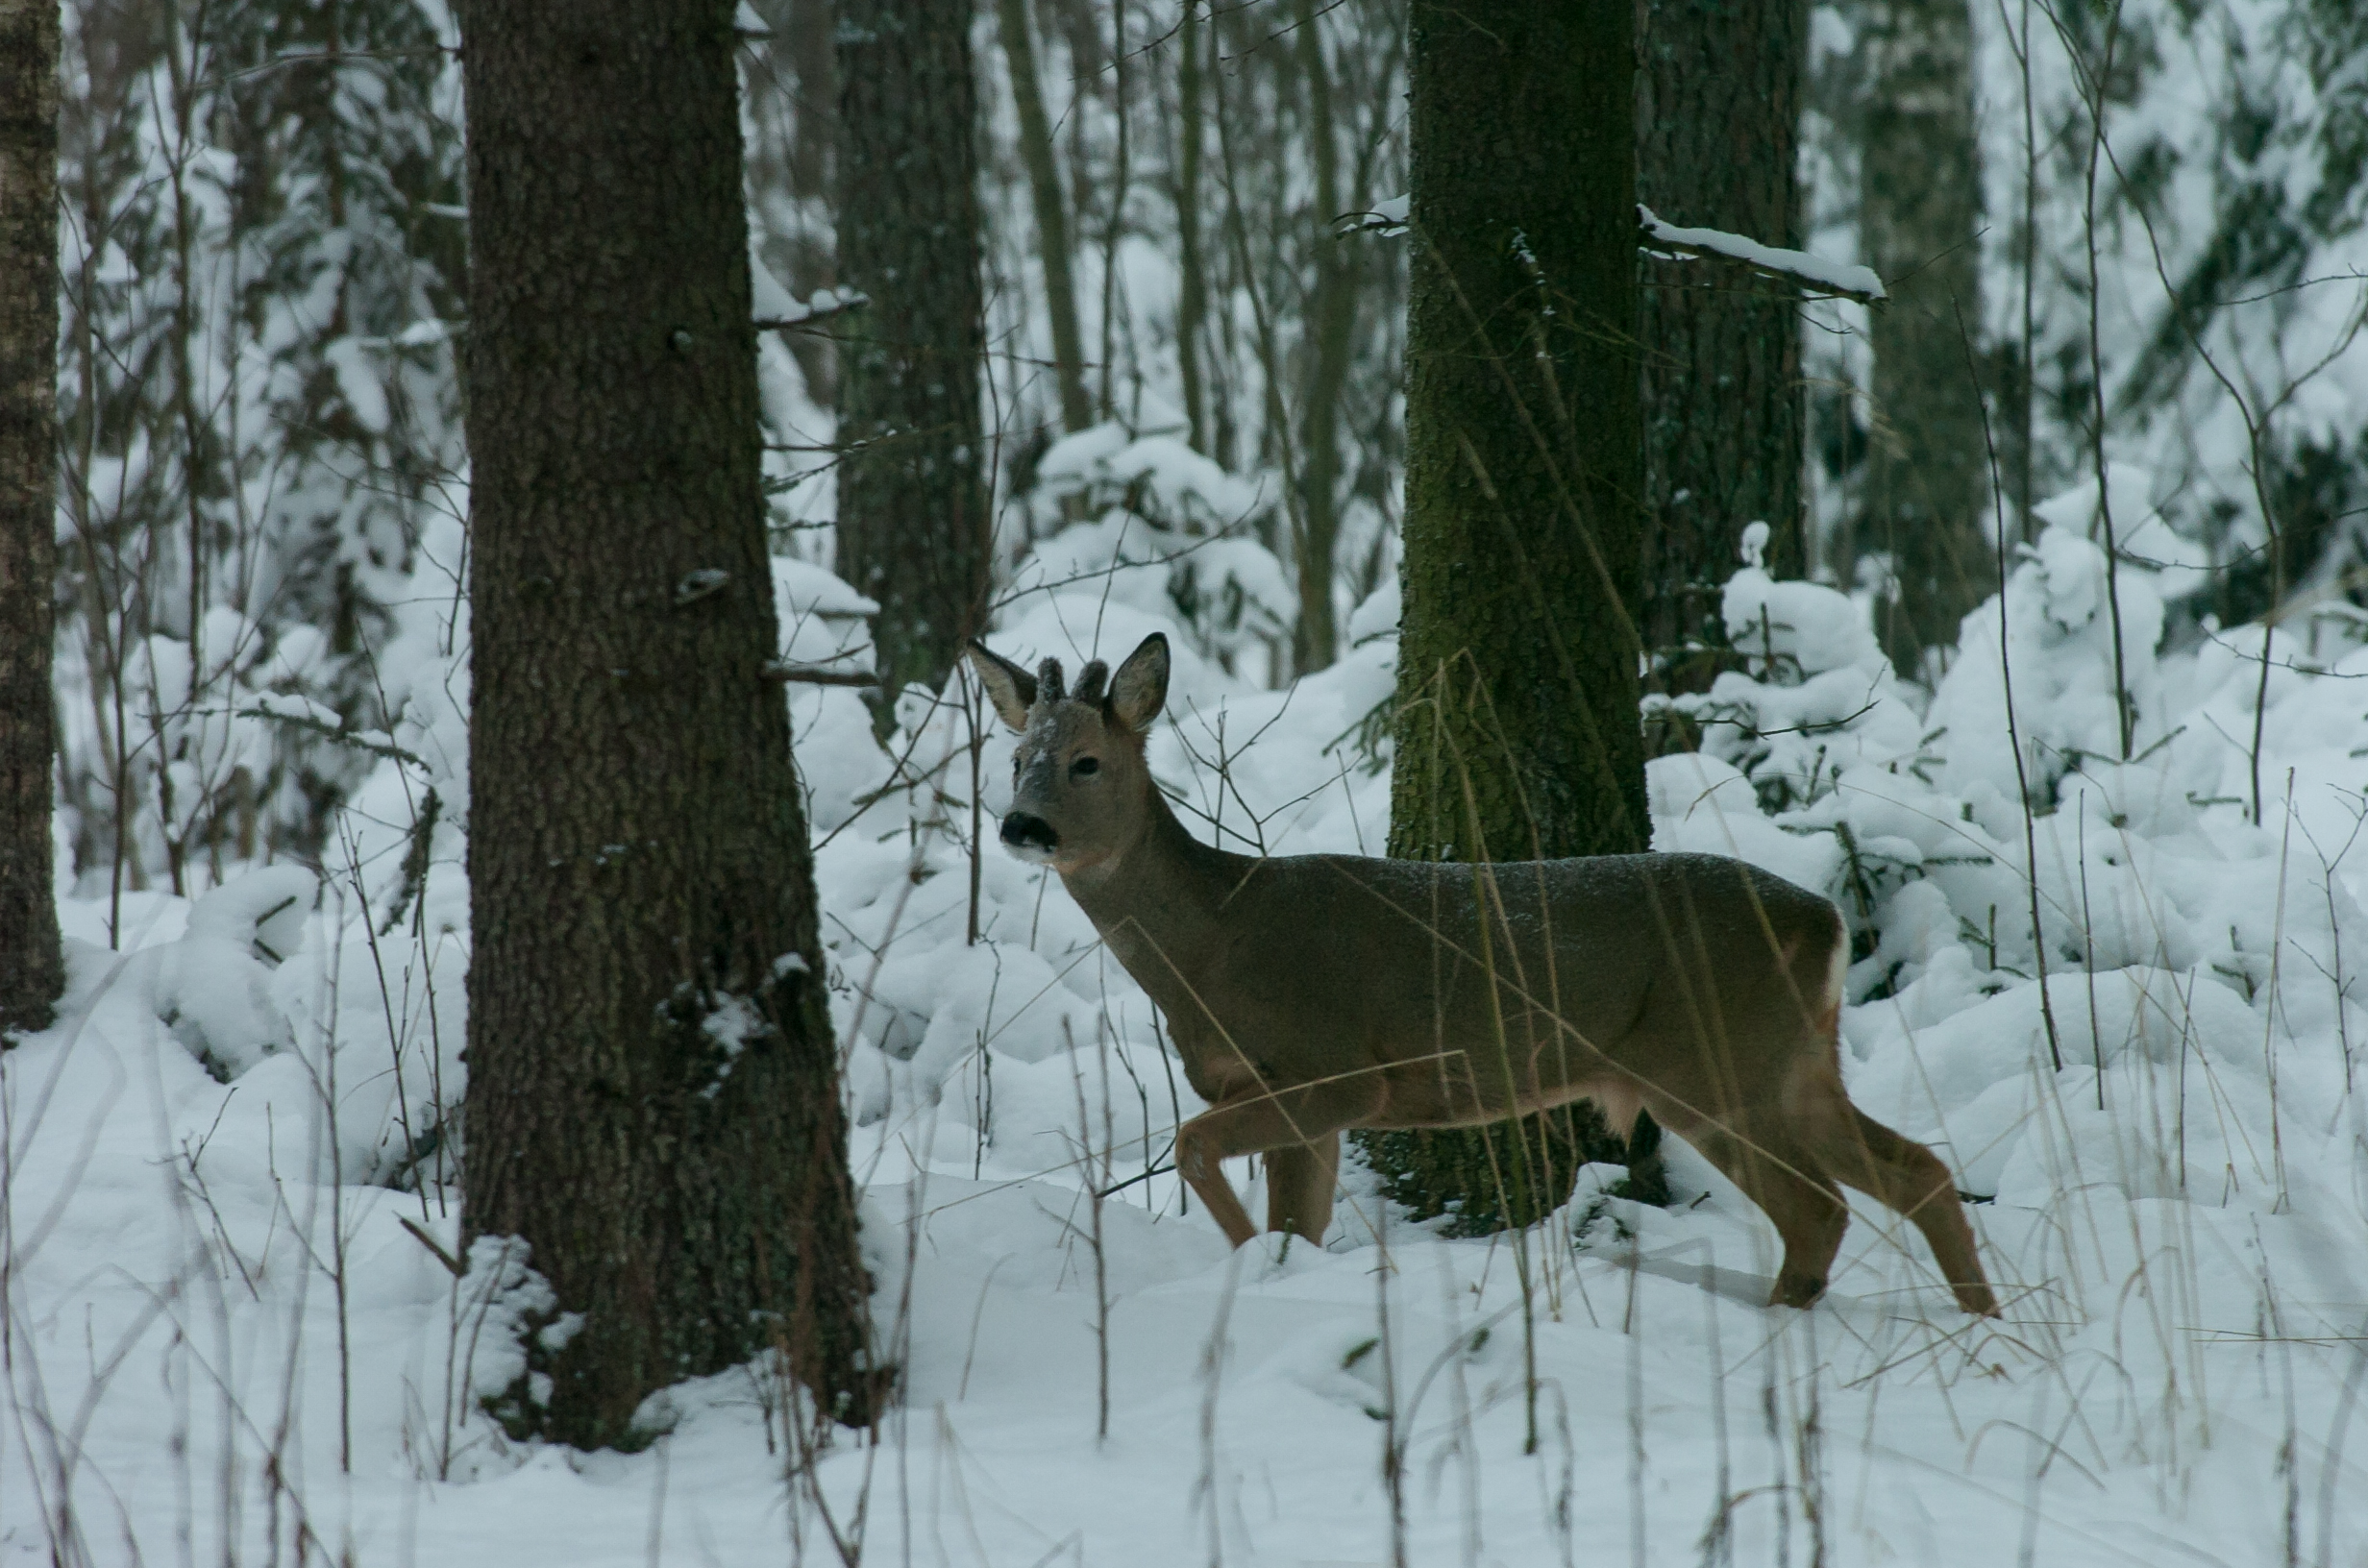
[
  {"left": 966, "top": 640, "right": 1037, "bottom": 731},
  {"left": 1107, "top": 633, "right": 1170, "bottom": 733}
]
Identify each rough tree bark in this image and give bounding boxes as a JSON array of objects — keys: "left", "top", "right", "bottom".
[
  {"left": 461, "top": 0, "right": 873, "bottom": 1447},
  {"left": 1638, "top": 0, "right": 1809, "bottom": 696},
  {"left": 1854, "top": 0, "right": 1989, "bottom": 674},
  {"left": 0, "top": 0, "right": 64, "bottom": 1038},
  {"left": 1352, "top": 0, "right": 1659, "bottom": 1233},
  {"left": 836, "top": 0, "right": 992, "bottom": 703}
]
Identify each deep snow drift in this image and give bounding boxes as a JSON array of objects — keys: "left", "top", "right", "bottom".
[{"left": 8, "top": 474, "right": 2368, "bottom": 1565}]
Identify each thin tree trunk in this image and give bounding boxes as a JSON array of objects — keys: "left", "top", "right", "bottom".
[
  {"left": 1098, "top": 0, "right": 1126, "bottom": 421},
  {"left": 1854, "top": 0, "right": 1988, "bottom": 674},
  {"left": 1637, "top": 0, "right": 1809, "bottom": 695},
  {"left": 1291, "top": 0, "right": 1354, "bottom": 674},
  {"left": 0, "top": 0, "right": 63, "bottom": 1036},
  {"left": 1352, "top": 0, "right": 1653, "bottom": 1233},
  {"left": 996, "top": 0, "right": 1092, "bottom": 434},
  {"left": 835, "top": 0, "right": 991, "bottom": 702},
  {"left": 1172, "top": 0, "right": 1209, "bottom": 452},
  {"left": 752, "top": 0, "right": 841, "bottom": 409},
  {"left": 460, "top": 0, "right": 874, "bottom": 1446}
]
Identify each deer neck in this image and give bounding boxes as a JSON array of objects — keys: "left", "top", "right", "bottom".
[{"left": 1058, "top": 783, "right": 1242, "bottom": 975}]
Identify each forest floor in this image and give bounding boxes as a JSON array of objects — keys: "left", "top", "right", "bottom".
[{"left": 9, "top": 526, "right": 2368, "bottom": 1566}]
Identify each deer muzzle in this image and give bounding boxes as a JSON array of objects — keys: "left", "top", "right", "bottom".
[{"left": 999, "top": 811, "right": 1060, "bottom": 861}]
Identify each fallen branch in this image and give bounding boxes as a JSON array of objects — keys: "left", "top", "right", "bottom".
[{"left": 398, "top": 1215, "right": 464, "bottom": 1278}]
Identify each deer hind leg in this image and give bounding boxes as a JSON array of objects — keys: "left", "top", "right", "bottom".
[
  {"left": 1175, "top": 1081, "right": 1381, "bottom": 1249},
  {"left": 1690, "top": 1121, "right": 1851, "bottom": 1309},
  {"left": 1813, "top": 1107, "right": 1999, "bottom": 1317},
  {"left": 1264, "top": 1133, "right": 1342, "bottom": 1244}
]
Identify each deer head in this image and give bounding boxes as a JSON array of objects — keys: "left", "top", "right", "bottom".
[{"left": 967, "top": 633, "right": 1171, "bottom": 874}]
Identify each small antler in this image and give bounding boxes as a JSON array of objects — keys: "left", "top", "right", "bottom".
[
  {"left": 1073, "top": 659, "right": 1110, "bottom": 705},
  {"left": 1035, "top": 657, "right": 1066, "bottom": 703}
]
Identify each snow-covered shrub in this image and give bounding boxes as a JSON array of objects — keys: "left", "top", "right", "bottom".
[
  {"left": 1004, "top": 418, "right": 1294, "bottom": 674},
  {"left": 1656, "top": 494, "right": 2368, "bottom": 1213}
]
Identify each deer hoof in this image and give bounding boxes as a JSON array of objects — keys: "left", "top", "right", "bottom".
[{"left": 1770, "top": 1272, "right": 1827, "bottom": 1310}]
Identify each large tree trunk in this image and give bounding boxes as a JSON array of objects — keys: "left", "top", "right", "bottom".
[
  {"left": 460, "top": 0, "right": 873, "bottom": 1447},
  {"left": 1638, "top": 0, "right": 1809, "bottom": 696},
  {"left": 1352, "top": 0, "right": 1655, "bottom": 1233},
  {"left": 0, "top": 0, "right": 63, "bottom": 1038},
  {"left": 836, "top": 0, "right": 991, "bottom": 703},
  {"left": 1853, "top": 0, "right": 1988, "bottom": 674}
]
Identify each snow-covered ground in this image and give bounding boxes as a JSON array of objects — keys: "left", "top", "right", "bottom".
[{"left": 10, "top": 473, "right": 2368, "bottom": 1564}]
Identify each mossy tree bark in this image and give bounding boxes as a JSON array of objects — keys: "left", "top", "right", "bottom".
[
  {"left": 836, "top": 0, "right": 992, "bottom": 703},
  {"left": 0, "top": 0, "right": 63, "bottom": 1038},
  {"left": 460, "top": 0, "right": 874, "bottom": 1447},
  {"left": 1638, "top": 0, "right": 1810, "bottom": 699},
  {"left": 1352, "top": 0, "right": 1663, "bottom": 1234},
  {"left": 1852, "top": 0, "right": 1989, "bottom": 675}
]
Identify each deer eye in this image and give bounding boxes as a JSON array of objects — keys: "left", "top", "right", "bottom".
[{"left": 1070, "top": 756, "right": 1100, "bottom": 778}]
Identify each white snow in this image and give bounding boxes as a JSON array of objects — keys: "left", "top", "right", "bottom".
[
  {"left": 14, "top": 499, "right": 2368, "bottom": 1564},
  {"left": 2032, "top": 461, "right": 2214, "bottom": 600},
  {"left": 1347, "top": 192, "right": 1410, "bottom": 234},
  {"left": 750, "top": 244, "right": 868, "bottom": 326},
  {"left": 748, "top": 241, "right": 802, "bottom": 319}
]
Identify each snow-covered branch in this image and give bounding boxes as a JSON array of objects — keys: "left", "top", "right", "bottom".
[
  {"left": 1637, "top": 206, "right": 1887, "bottom": 306},
  {"left": 752, "top": 287, "right": 869, "bottom": 332},
  {"left": 1344, "top": 195, "right": 1887, "bottom": 306}
]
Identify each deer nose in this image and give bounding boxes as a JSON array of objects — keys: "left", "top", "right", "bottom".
[{"left": 1000, "top": 812, "right": 1059, "bottom": 852}]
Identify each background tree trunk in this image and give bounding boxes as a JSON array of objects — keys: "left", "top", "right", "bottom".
[
  {"left": 1352, "top": 0, "right": 1659, "bottom": 1233},
  {"left": 746, "top": 0, "right": 843, "bottom": 410},
  {"left": 1853, "top": 0, "right": 1989, "bottom": 674},
  {"left": 836, "top": 0, "right": 992, "bottom": 703},
  {"left": 1637, "top": 0, "right": 1809, "bottom": 698},
  {"left": 0, "top": 0, "right": 64, "bottom": 1037},
  {"left": 461, "top": 0, "right": 873, "bottom": 1447},
  {"left": 996, "top": 0, "right": 1092, "bottom": 437},
  {"left": 1172, "top": 0, "right": 1209, "bottom": 453},
  {"left": 1290, "top": 0, "right": 1354, "bottom": 676}
]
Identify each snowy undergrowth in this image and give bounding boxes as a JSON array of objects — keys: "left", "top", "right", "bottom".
[{"left": 9, "top": 492, "right": 2368, "bottom": 1565}]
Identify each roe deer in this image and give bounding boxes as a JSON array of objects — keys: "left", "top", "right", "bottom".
[{"left": 968, "top": 633, "right": 1998, "bottom": 1316}]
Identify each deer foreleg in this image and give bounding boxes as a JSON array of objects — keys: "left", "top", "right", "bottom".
[
  {"left": 1264, "top": 1134, "right": 1342, "bottom": 1243},
  {"left": 1175, "top": 1080, "right": 1382, "bottom": 1249}
]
